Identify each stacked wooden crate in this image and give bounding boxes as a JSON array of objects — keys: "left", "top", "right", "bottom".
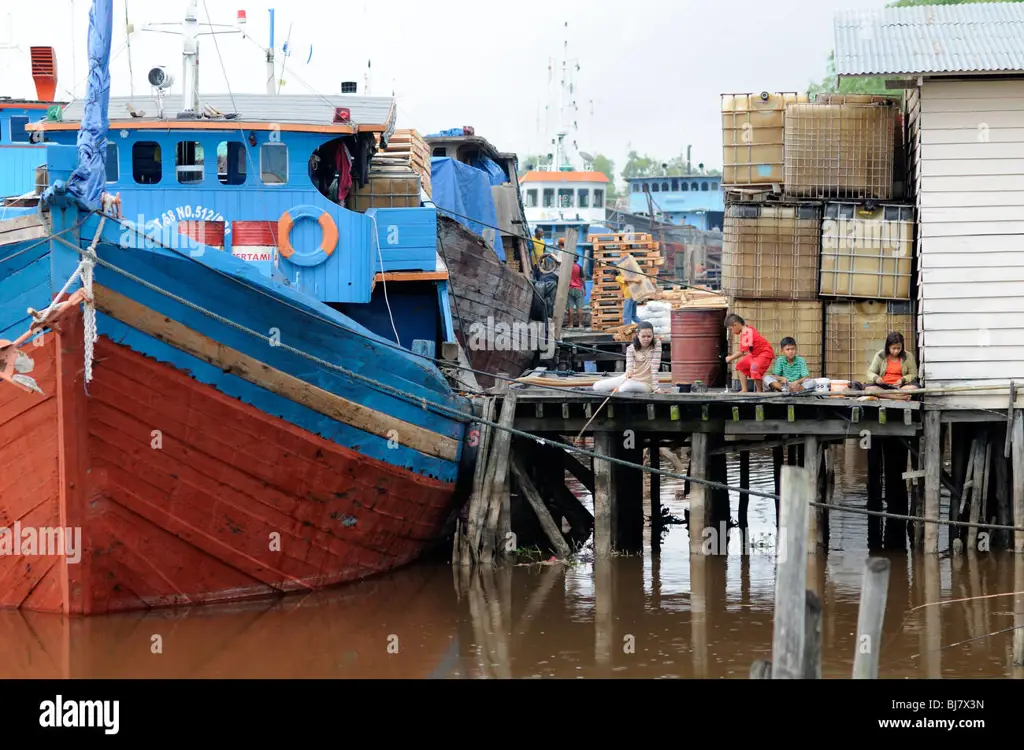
[
  {"left": 587, "top": 232, "right": 664, "bottom": 331},
  {"left": 373, "top": 128, "right": 432, "bottom": 198},
  {"left": 720, "top": 91, "right": 914, "bottom": 385}
]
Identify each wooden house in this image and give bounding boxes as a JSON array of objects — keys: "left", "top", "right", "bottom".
[{"left": 835, "top": 2, "right": 1024, "bottom": 412}]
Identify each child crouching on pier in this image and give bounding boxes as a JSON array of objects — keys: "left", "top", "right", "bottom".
[
  {"left": 762, "top": 337, "right": 830, "bottom": 392},
  {"left": 724, "top": 314, "right": 774, "bottom": 393},
  {"left": 594, "top": 320, "right": 663, "bottom": 393}
]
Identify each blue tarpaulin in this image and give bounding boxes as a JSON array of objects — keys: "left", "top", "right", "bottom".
[
  {"left": 430, "top": 157, "right": 504, "bottom": 261},
  {"left": 54, "top": 0, "right": 112, "bottom": 212},
  {"left": 469, "top": 154, "right": 507, "bottom": 187}
]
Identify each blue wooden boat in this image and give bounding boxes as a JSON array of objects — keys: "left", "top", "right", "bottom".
[{"left": 0, "top": 0, "right": 471, "bottom": 615}]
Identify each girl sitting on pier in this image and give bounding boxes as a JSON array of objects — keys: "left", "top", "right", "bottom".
[
  {"left": 594, "top": 320, "right": 663, "bottom": 393},
  {"left": 865, "top": 331, "right": 920, "bottom": 394},
  {"left": 724, "top": 314, "right": 774, "bottom": 393}
]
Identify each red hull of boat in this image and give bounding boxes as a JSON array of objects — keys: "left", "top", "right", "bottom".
[{"left": 0, "top": 308, "right": 456, "bottom": 615}]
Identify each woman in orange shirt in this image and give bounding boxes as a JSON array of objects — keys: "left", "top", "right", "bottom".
[{"left": 866, "top": 331, "right": 919, "bottom": 393}]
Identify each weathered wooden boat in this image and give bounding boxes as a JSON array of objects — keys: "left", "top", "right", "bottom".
[
  {"left": 0, "top": 0, "right": 470, "bottom": 615},
  {"left": 426, "top": 131, "right": 541, "bottom": 388}
]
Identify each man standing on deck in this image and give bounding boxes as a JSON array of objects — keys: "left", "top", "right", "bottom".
[{"left": 531, "top": 228, "right": 546, "bottom": 279}]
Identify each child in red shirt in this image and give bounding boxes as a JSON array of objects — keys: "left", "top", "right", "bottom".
[{"left": 725, "top": 313, "right": 774, "bottom": 392}]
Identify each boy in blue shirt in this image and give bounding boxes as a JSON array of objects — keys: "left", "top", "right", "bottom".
[{"left": 763, "top": 337, "right": 811, "bottom": 392}]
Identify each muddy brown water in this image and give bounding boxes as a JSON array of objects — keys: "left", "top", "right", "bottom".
[{"left": 2, "top": 444, "right": 1022, "bottom": 678}]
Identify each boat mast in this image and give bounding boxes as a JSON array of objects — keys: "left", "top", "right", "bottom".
[
  {"left": 266, "top": 8, "right": 275, "bottom": 95},
  {"left": 141, "top": 0, "right": 244, "bottom": 117},
  {"left": 553, "top": 22, "right": 579, "bottom": 172}
]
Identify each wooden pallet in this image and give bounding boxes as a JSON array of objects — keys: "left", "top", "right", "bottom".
[{"left": 589, "top": 232, "right": 653, "bottom": 243}]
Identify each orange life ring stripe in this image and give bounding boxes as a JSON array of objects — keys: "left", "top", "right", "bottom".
[{"left": 277, "top": 206, "right": 338, "bottom": 260}]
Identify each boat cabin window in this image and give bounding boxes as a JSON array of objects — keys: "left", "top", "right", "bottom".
[
  {"left": 711, "top": 182, "right": 719, "bottom": 191},
  {"left": 542, "top": 188, "right": 554, "bottom": 208},
  {"left": 176, "top": 141, "right": 204, "bottom": 184},
  {"left": 642, "top": 183, "right": 649, "bottom": 193},
  {"left": 8, "top": 116, "right": 29, "bottom": 143},
  {"left": 261, "top": 143, "right": 288, "bottom": 184},
  {"left": 557, "top": 188, "right": 574, "bottom": 208},
  {"left": 105, "top": 142, "right": 118, "bottom": 182},
  {"left": 525, "top": 189, "right": 538, "bottom": 207},
  {"left": 681, "top": 182, "right": 689, "bottom": 191},
  {"left": 652, "top": 183, "right": 659, "bottom": 193},
  {"left": 578, "top": 188, "right": 590, "bottom": 208},
  {"left": 701, "top": 182, "right": 709, "bottom": 191},
  {"left": 632, "top": 183, "right": 640, "bottom": 193},
  {"left": 672, "top": 179, "right": 679, "bottom": 191},
  {"left": 432, "top": 147, "right": 446, "bottom": 158},
  {"left": 594, "top": 189, "right": 604, "bottom": 208},
  {"left": 217, "top": 141, "right": 247, "bottom": 185},
  {"left": 662, "top": 182, "right": 669, "bottom": 192},
  {"left": 691, "top": 182, "right": 698, "bottom": 191},
  {"left": 132, "top": 141, "right": 162, "bottom": 184}
]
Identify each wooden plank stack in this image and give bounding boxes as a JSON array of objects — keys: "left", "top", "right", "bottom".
[
  {"left": 373, "top": 128, "right": 432, "bottom": 198},
  {"left": 587, "top": 232, "right": 665, "bottom": 331}
]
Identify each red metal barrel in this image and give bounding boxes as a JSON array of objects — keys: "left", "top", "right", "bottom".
[
  {"left": 670, "top": 308, "right": 726, "bottom": 386},
  {"left": 178, "top": 220, "right": 225, "bottom": 249},
  {"left": 231, "top": 221, "right": 278, "bottom": 262}
]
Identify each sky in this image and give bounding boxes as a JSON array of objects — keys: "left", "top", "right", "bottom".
[{"left": 1, "top": 0, "right": 885, "bottom": 190}]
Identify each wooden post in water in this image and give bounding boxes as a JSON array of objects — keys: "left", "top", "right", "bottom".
[
  {"left": 852, "top": 557, "right": 891, "bottom": 679},
  {"left": 480, "top": 390, "right": 517, "bottom": 562},
  {"left": 922, "top": 410, "right": 941, "bottom": 554},
  {"left": 650, "top": 438, "right": 661, "bottom": 553},
  {"left": 1013, "top": 411, "right": 1024, "bottom": 554},
  {"left": 1014, "top": 554, "right": 1024, "bottom": 666},
  {"left": 510, "top": 454, "right": 571, "bottom": 559},
  {"left": 771, "top": 465, "right": 811, "bottom": 679},
  {"left": 738, "top": 450, "right": 751, "bottom": 530},
  {"left": 688, "top": 432, "right": 710, "bottom": 554},
  {"left": 803, "top": 589, "right": 822, "bottom": 679},
  {"left": 967, "top": 430, "right": 988, "bottom": 552},
  {"left": 804, "top": 436, "right": 822, "bottom": 553},
  {"left": 594, "top": 431, "right": 616, "bottom": 558}
]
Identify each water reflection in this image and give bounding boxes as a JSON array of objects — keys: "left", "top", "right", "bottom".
[{"left": 0, "top": 444, "right": 1021, "bottom": 678}]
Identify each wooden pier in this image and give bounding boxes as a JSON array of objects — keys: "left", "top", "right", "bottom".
[{"left": 451, "top": 382, "right": 1002, "bottom": 562}]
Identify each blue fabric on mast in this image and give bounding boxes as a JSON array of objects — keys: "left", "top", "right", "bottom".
[{"left": 61, "top": 0, "right": 113, "bottom": 211}]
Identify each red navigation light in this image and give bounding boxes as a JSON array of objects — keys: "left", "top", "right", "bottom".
[
  {"left": 333, "top": 107, "right": 351, "bottom": 123},
  {"left": 237, "top": 10, "right": 247, "bottom": 21}
]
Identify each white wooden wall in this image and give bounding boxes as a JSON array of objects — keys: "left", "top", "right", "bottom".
[{"left": 918, "top": 78, "right": 1024, "bottom": 409}]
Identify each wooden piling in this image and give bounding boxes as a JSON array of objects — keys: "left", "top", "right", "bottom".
[
  {"left": 922, "top": 410, "right": 941, "bottom": 554},
  {"left": 1014, "top": 554, "right": 1024, "bottom": 666},
  {"left": 594, "top": 431, "right": 616, "bottom": 558},
  {"left": 852, "top": 557, "right": 891, "bottom": 679},
  {"left": 1013, "top": 411, "right": 1024, "bottom": 554},
  {"left": 650, "top": 439, "right": 661, "bottom": 551},
  {"left": 803, "top": 589, "right": 822, "bottom": 680},
  {"left": 688, "top": 432, "right": 710, "bottom": 554},
  {"left": 481, "top": 390, "right": 517, "bottom": 562},
  {"left": 804, "top": 436, "right": 822, "bottom": 553},
  {"left": 771, "top": 465, "right": 811, "bottom": 679},
  {"left": 967, "top": 430, "right": 988, "bottom": 552},
  {"left": 510, "top": 454, "right": 571, "bottom": 559},
  {"left": 459, "top": 397, "right": 495, "bottom": 566},
  {"left": 738, "top": 450, "right": 751, "bottom": 530}
]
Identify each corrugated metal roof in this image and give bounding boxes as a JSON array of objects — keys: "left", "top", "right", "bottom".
[
  {"left": 60, "top": 93, "right": 396, "bottom": 130},
  {"left": 834, "top": 2, "right": 1024, "bottom": 77}
]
